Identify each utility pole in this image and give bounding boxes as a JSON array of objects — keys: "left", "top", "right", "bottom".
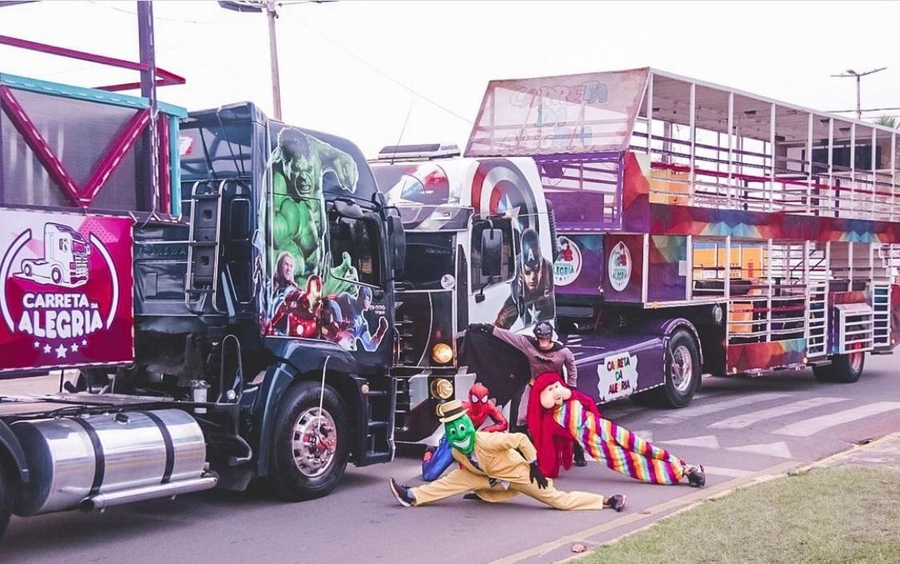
[
  {"left": 265, "top": 1, "right": 282, "bottom": 121},
  {"left": 220, "top": 0, "right": 335, "bottom": 122},
  {"left": 832, "top": 67, "right": 887, "bottom": 120}
]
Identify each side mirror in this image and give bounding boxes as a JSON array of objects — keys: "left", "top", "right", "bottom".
[
  {"left": 389, "top": 214, "right": 406, "bottom": 279},
  {"left": 480, "top": 228, "right": 502, "bottom": 278}
]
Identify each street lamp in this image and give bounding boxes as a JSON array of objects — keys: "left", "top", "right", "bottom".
[
  {"left": 831, "top": 67, "right": 887, "bottom": 120},
  {"left": 218, "top": 0, "right": 336, "bottom": 121}
]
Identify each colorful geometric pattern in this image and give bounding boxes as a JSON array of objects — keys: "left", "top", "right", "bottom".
[{"left": 725, "top": 339, "right": 807, "bottom": 374}]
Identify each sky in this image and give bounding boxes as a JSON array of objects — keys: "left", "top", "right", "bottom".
[{"left": 2, "top": 0, "right": 900, "bottom": 158}]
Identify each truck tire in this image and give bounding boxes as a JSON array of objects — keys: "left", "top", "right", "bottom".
[
  {"left": 815, "top": 350, "right": 865, "bottom": 384},
  {"left": 634, "top": 329, "right": 700, "bottom": 408},
  {"left": 0, "top": 462, "right": 12, "bottom": 540},
  {"left": 270, "top": 381, "right": 350, "bottom": 502}
]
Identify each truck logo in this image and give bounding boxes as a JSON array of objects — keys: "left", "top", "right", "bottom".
[
  {"left": 608, "top": 241, "right": 632, "bottom": 292},
  {"left": 17, "top": 223, "right": 91, "bottom": 288},
  {"left": 553, "top": 236, "right": 582, "bottom": 286},
  {"left": 0, "top": 216, "right": 127, "bottom": 369}
]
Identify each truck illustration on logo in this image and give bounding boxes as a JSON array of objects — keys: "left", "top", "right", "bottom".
[{"left": 17, "top": 223, "right": 91, "bottom": 287}]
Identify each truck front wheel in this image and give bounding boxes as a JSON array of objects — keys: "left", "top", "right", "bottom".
[
  {"left": 270, "top": 381, "right": 350, "bottom": 501},
  {"left": 634, "top": 329, "right": 700, "bottom": 409}
]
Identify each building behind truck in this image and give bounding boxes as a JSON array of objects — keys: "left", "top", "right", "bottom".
[
  {"left": 460, "top": 67, "right": 900, "bottom": 410},
  {"left": 0, "top": 6, "right": 403, "bottom": 540}
]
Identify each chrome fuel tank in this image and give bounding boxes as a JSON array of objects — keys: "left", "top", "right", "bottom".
[{"left": 11, "top": 409, "right": 206, "bottom": 516}]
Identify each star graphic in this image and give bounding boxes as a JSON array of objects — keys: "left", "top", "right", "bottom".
[
  {"left": 70, "top": 343, "right": 79, "bottom": 353},
  {"left": 34, "top": 341, "right": 40, "bottom": 348},
  {"left": 496, "top": 194, "right": 524, "bottom": 231},
  {"left": 82, "top": 339, "right": 87, "bottom": 346},
  {"left": 43, "top": 344, "right": 52, "bottom": 354},
  {"left": 55, "top": 345, "right": 67, "bottom": 359},
  {"left": 526, "top": 304, "right": 539, "bottom": 324}
]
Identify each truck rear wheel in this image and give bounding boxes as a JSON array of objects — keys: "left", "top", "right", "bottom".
[
  {"left": 270, "top": 381, "right": 350, "bottom": 502},
  {"left": 814, "top": 350, "right": 865, "bottom": 384},
  {"left": 0, "top": 462, "right": 12, "bottom": 540}
]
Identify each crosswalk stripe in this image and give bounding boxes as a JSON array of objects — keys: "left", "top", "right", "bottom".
[
  {"left": 774, "top": 401, "right": 900, "bottom": 437},
  {"left": 727, "top": 441, "right": 793, "bottom": 459},
  {"left": 704, "top": 465, "right": 753, "bottom": 478},
  {"left": 709, "top": 397, "right": 850, "bottom": 429},
  {"left": 649, "top": 393, "right": 790, "bottom": 425},
  {"left": 657, "top": 435, "right": 720, "bottom": 449}
]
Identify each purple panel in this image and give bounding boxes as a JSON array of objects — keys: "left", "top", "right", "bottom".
[
  {"left": 553, "top": 234, "right": 603, "bottom": 296},
  {"left": 564, "top": 330, "right": 666, "bottom": 405},
  {"left": 603, "top": 234, "right": 643, "bottom": 302},
  {"left": 647, "top": 235, "right": 687, "bottom": 302}
]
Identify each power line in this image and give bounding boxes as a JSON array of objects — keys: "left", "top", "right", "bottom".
[
  {"left": 287, "top": 17, "right": 473, "bottom": 126},
  {"left": 86, "top": 1, "right": 227, "bottom": 25}
]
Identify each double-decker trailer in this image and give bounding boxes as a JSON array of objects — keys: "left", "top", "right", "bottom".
[{"left": 464, "top": 68, "right": 900, "bottom": 408}]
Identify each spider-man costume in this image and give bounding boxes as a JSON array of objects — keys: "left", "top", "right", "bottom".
[{"left": 422, "top": 383, "right": 508, "bottom": 481}]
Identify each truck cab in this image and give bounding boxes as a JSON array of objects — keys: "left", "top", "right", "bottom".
[{"left": 370, "top": 144, "right": 556, "bottom": 444}]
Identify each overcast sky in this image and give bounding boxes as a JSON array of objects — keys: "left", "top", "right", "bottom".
[{"left": 2, "top": 0, "right": 899, "bottom": 157}]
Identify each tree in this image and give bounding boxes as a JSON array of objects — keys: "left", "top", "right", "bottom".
[{"left": 874, "top": 115, "right": 899, "bottom": 128}]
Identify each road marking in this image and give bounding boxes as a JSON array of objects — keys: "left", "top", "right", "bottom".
[
  {"left": 709, "top": 397, "right": 849, "bottom": 429},
  {"left": 774, "top": 401, "right": 900, "bottom": 437},
  {"left": 704, "top": 465, "right": 754, "bottom": 477},
  {"left": 657, "top": 435, "right": 720, "bottom": 449},
  {"left": 727, "top": 441, "right": 793, "bottom": 459},
  {"left": 650, "top": 393, "right": 790, "bottom": 425}
]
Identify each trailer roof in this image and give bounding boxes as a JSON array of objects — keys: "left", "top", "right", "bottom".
[{"left": 466, "top": 67, "right": 897, "bottom": 159}]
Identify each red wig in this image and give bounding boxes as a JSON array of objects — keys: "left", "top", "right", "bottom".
[
  {"left": 527, "top": 372, "right": 573, "bottom": 478},
  {"left": 527, "top": 372, "right": 603, "bottom": 478}
]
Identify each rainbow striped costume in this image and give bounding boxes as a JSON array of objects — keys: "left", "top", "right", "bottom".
[{"left": 552, "top": 399, "right": 687, "bottom": 484}]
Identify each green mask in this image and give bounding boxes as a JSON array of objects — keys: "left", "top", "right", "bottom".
[{"left": 445, "top": 414, "right": 477, "bottom": 456}]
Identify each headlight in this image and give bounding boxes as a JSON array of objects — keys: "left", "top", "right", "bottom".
[
  {"left": 430, "top": 378, "right": 453, "bottom": 400},
  {"left": 431, "top": 343, "right": 453, "bottom": 364}
]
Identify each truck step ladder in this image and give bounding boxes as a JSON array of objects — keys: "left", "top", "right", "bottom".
[{"left": 185, "top": 180, "right": 224, "bottom": 313}]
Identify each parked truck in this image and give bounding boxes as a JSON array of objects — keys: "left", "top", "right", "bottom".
[
  {"left": 0, "top": 8, "right": 403, "bottom": 539},
  {"left": 370, "top": 144, "right": 558, "bottom": 443},
  {"left": 460, "top": 68, "right": 900, "bottom": 410}
]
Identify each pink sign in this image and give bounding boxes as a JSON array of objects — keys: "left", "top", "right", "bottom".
[{"left": 0, "top": 209, "right": 134, "bottom": 374}]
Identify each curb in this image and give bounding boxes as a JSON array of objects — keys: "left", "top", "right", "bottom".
[{"left": 492, "top": 431, "right": 900, "bottom": 564}]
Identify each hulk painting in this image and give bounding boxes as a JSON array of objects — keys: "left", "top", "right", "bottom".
[{"left": 270, "top": 127, "right": 359, "bottom": 281}]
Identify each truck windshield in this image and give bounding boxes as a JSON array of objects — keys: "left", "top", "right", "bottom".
[{"left": 399, "top": 232, "right": 455, "bottom": 289}]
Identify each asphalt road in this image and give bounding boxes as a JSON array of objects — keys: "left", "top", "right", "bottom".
[{"left": 2, "top": 353, "right": 899, "bottom": 564}]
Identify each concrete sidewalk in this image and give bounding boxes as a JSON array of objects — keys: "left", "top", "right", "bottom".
[{"left": 808, "top": 431, "right": 900, "bottom": 470}]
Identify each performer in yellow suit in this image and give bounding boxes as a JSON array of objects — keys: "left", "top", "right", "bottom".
[{"left": 389, "top": 399, "right": 626, "bottom": 511}]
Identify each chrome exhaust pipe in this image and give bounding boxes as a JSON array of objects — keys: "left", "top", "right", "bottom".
[{"left": 79, "top": 474, "right": 219, "bottom": 512}]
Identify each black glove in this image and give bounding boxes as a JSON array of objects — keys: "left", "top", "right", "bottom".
[
  {"left": 468, "top": 323, "right": 494, "bottom": 335},
  {"left": 529, "top": 460, "right": 548, "bottom": 489}
]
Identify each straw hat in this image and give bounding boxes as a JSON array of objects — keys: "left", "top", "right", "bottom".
[{"left": 436, "top": 399, "right": 468, "bottom": 423}]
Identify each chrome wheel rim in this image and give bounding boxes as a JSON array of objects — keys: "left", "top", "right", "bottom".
[
  {"left": 291, "top": 407, "right": 337, "bottom": 478},
  {"left": 671, "top": 344, "right": 693, "bottom": 393}
]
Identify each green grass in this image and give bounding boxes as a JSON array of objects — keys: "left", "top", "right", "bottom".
[{"left": 581, "top": 466, "right": 900, "bottom": 564}]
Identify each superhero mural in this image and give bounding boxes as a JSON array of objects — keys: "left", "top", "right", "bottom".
[
  {"left": 471, "top": 159, "right": 555, "bottom": 332},
  {"left": 0, "top": 210, "right": 134, "bottom": 373},
  {"left": 262, "top": 126, "right": 387, "bottom": 352}
]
